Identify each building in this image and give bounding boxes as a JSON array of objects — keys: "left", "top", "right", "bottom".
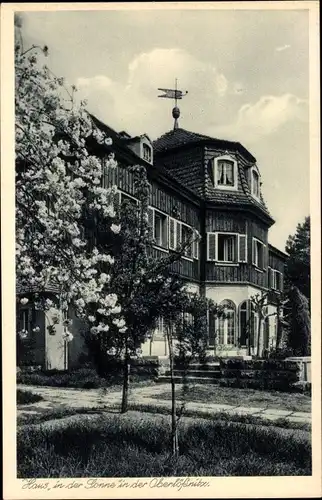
[{"left": 16, "top": 113, "right": 287, "bottom": 369}]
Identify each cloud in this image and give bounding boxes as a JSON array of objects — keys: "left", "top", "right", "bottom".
[
  {"left": 76, "top": 48, "right": 229, "bottom": 138},
  {"left": 209, "top": 93, "right": 308, "bottom": 144},
  {"left": 275, "top": 44, "right": 291, "bottom": 52}
]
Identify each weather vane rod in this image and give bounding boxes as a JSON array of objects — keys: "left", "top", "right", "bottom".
[{"left": 158, "top": 79, "right": 188, "bottom": 130}]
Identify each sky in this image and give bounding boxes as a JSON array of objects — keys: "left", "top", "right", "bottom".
[{"left": 20, "top": 7, "right": 310, "bottom": 252}]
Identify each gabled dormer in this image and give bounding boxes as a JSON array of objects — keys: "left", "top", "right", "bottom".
[{"left": 125, "top": 134, "right": 154, "bottom": 165}]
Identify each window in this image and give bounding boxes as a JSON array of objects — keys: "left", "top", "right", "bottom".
[
  {"left": 142, "top": 143, "right": 152, "bottom": 163},
  {"left": 121, "top": 192, "right": 138, "bottom": 209},
  {"left": 251, "top": 169, "right": 260, "bottom": 198},
  {"left": 153, "top": 210, "right": 168, "bottom": 248},
  {"left": 214, "top": 155, "right": 238, "bottom": 190},
  {"left": 218, "top": 300, "right": 236, "bottom": 345},
  {"left": 168, "top": 218, "right": 196, "bottom": 258},
  {"left": 207, "top": 232, "right": 247, "bottom": 263},
  {"left": 218, "top": 160, "right": 234, "bottom": 186},
  {"left": 252, "top": 238, "right": 266, "bottom": 269},
  {"left": 268, "top": 267, "right": 283, "bottom": 291},
  {"left": 218, "top": 234, "right": 236, "bottom": 262}
]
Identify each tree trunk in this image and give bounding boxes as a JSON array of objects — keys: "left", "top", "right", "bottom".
[
  {"left": 276, "top": 305, "right": 283, "bottom": 349},
  {"left": 121, "top": 349, "right": 130, "bottom": 414},
  {"left": 167, "top": 327, "right": 179, "bottom": 459},
  {"left": 256, "top": 316, "right": 263, "bottom": 357}
]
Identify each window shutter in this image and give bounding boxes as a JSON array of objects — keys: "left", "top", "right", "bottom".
[
  {"left": 252, "top": 238, "right": 256, "bottom": 265},
  {"left": 263, "top": 244, "right": 268, "bottom": 269},
  {"left": 268, "top": 267, "right": 273, "bottom": 288},
  {"left": 147, "top": 207, "right": 154, "bottom": 240},
  {"left": 280, "top": 272, "right": 284, "bottom": 292},
  {"left": 113, "top": 191, "right": 121, "bottom": 214},
  {"left": 238, "top": 234, "right": 247, "bottom": 262},
  {"left": 193, "top": 231, "right": 199, "bottom": 259},
  {"left": 176, "top": 221, "right": 182, "bottom": 249},
  {"left": 276, "top": 271, "right": 282, "bottom": 291},
  {"left": 207, "top": 232, "right": 216, "bottom": 261},
  {"left": 169, "top": 217, "right": 176, "bottom": 250}
]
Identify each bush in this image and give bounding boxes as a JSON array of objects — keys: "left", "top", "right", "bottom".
[
  {"left": 17, "top": 361, "right": 160, "bottom": 389},
  {"left": 17, "top": 367, "right": 107, "bottom": 389},
  {"left": 17, "top": 414, "right": 311, "bottom": 477},
  {"left": 17, "top": 389, "right": 43, "bottom": 405}
]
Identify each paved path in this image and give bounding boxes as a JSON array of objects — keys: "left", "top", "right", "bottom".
[{"left": 17, "top": 384, "right": 311, "bottom": 424}]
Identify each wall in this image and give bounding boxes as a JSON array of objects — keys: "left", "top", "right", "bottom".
[
  {"left": 269, "top": 250, "right": 285, "bottom": 273},
  {"left": 205, "top": 209, "right": 269, "bottom": 288}
]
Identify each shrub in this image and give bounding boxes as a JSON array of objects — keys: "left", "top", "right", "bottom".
[{"left": 17, "top": 389, "right": 43, "bottom": 405}]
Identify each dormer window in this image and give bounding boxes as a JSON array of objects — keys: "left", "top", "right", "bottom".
[
  {"left": 251, "top": 169, "right": 260, "bottom": 199},
  {"left": 218, "top": 160, "right": 234, "bottom": 186},
  {"left": 214, "top": 155, "right": 238, "bottom": 190},
  {"left": 142, "top": 143, "right": 152, "bottom": 163}
]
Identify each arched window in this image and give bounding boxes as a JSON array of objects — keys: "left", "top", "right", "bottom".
[
  {"left": 218, "top": 300, "right": 236, "bottom": 345},
  {"left": 239, "top": 300, "right": 250, "bottom": 347}
]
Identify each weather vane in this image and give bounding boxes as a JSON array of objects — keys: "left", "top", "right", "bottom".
[{"left": 158, "top": 79, "right": 188, "bottom": 130}]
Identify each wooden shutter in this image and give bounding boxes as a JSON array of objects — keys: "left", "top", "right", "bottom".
[
  {"left": 207, "top": 232, "right": 216, "bottom": 261},
  {"left": 193, "top": 231, "right": 199, "bottom": 259},
  {"left": 279, "top": 272, "right": 284, "bottom": 292},
  {"left": 113, "top": 191, "right": 121, "bottom": 213},
  {"left": 276, "top": 271, "right": 282, "bottom": 291},
  {"left": 238, "top": 234, "right": 247, "bottom": 262},
  {"left": 263, "top": 244, "right": 268, "bottom": 270},
  {"left": 268, "top": 267, "right": 273, "bottom": 288},
  {"left": 169, "top": 217, "right": 176, "bottom": 250},
  {"left": 176, "top": 221, "right": 182, "bottom": 249},
  {"left": 252, "top": 238, "right": 256, "bottom": 265},
  {"left": 147, "top": 207, "right": 154, "bottom": 240}
]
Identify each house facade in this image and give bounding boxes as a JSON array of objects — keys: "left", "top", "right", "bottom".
[{"left": 16, "top": 115, "right": 286, "bottom": 369}]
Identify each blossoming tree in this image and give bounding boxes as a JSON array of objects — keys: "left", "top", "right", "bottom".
[
  {"left": 15, "top": 18, "right": 125, "bottom": 346},
  {"left": 84, "top": 163, "right": 203, "bottom": 412}
]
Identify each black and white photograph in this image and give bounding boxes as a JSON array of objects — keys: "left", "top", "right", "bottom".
[{"left": 1, "top": 1, "right": 321, "bottom": 498}]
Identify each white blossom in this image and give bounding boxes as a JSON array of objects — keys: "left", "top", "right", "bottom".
[{"left": 111, "top": 224, "right": 121, "bottom": 234}]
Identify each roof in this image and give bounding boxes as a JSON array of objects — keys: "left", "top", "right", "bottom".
[
  {"left": 204, "top": 160, "right": 274, "bottom": 223},
  {"left": 89, "top": 114, "right": 274, "bottom": 223},
  {"left": 153, "top": 128, "right": 256, "bottom": 162},
  {"left": 268, "top": 244, "right": 288, "bottom": 260}
]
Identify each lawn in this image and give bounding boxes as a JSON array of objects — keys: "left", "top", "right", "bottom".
[
  {"left": 17, "top": 411, "right": 311, "bottom": 477},
  {"left": 152, "top": 385, "right": 311, "bottom": 413}
]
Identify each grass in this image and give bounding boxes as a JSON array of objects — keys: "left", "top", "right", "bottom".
[
  {"left": 17, "top": 411, "right": 311, "bottom": 477},
  {"left": 127, "top": 403, "right": 311, "bottom": 432},
  {"left": 17, "top": 366, "right": 156, "bottom": 390},
  {"left": 17, "top": 402, "right": 311, "bottom": 432},
  {"left": 17, "top": 407, "right": 105, "bottom": 426},
  {"left": 152, "top": 384, "right": 311, "bottom": 413},
  {"left": 17, "top": 389, "right": 43, "bottom": 405}
]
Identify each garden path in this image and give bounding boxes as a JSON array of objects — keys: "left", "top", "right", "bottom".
[{"left": 17, "top": 383, "right": 311, "bottom": 424}]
